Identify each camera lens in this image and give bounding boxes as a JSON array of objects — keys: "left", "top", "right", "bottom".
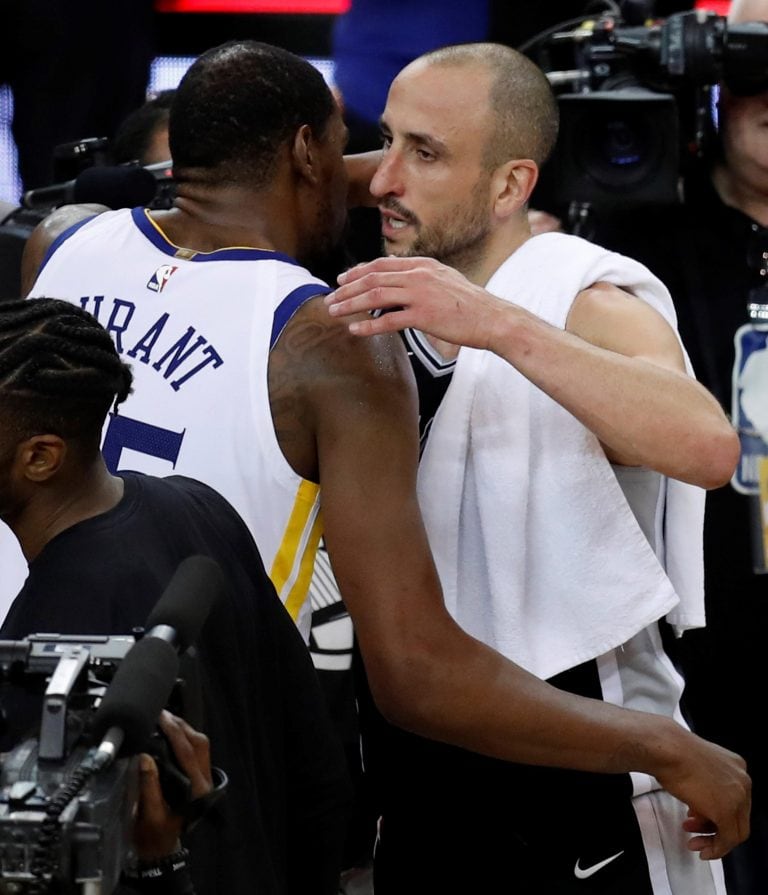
[
  {"left": 599, "top": 119, "right": 647, "bottom": 166},
  {"left": 536, "top": 90, "right": 680, "bottom": 211},
  {"left": 580, "top": 110, "right": 658, "bottom": 187}
]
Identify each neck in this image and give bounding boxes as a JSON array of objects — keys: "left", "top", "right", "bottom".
[
  {"left": 152, "top": 179, "right": 302, "bottom": 257},
  {"left": 711, "top": 162, "right": 768, "bottom": 227},
  {"left": 426, "top": 217, "right": 532, "bottom": 361},
  {"left": 461, "top": 217, "right": 531, "bottom": 288},
  {"left": 11, "top": 459, "right": 124, "bottom": 562}
]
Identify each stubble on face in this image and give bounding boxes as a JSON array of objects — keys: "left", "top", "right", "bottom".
[{"left": 381, "top": 174, "right": 493, "bottom": 277}]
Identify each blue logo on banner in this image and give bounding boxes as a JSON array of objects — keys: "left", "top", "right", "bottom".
[{"left": 733, "top": 324, "right": 768, "bottom": 494}]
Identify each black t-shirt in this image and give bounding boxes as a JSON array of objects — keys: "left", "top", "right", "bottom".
[{"left": 1, "top": 472, "right": 351, "bottom": 895}]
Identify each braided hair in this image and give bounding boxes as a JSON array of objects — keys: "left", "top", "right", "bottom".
[{"left": 0, "top": 298, "right": 133, "bottom": 449}]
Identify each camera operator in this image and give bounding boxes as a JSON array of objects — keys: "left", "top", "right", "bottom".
[
  {"left": 589, "top": 1, "right": 768, "bottom": 892},
  {"left": 0, "top": 298, "right": 351, "bottom": 895},
  {"left": 126, "top": 711, "right": 213, "bottom": 895}
]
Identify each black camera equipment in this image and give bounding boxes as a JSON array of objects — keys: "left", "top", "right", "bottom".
[
  {"left": 529, "top": 7, "right": 768, "bottom": 230},
  {"left": 20, "top": 161, "right": 175, "bottom": 216},
  {"left": 0, "top": 149, "right": 174, "bottom": 302},
  {"left": 0, "top": 555, "right": 224, "bottom": 895},
  {"left": 50, "top": 140, "right": 113, "bottom": 187}
]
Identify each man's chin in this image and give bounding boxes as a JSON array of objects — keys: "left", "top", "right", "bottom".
[{"left": 381, "top": 237, "right": 417, "bottom": 258}]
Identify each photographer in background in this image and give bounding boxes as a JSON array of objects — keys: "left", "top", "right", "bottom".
[
  {"left": 111, "top": 90, "right": 174, "bottom": 169},
  {"left": 590, "top": 1, "right": 768, "bottom": 891}
]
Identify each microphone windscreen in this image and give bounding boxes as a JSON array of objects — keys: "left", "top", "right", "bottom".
[
  {"left": 92, "top": 636, "right": 180, "bottom": 754},
  {"left": 73, "top": 165, "right": 157, "bottom": 209},
  {"left": 144, "top": 556, "right": 225, "bottom": 653}
]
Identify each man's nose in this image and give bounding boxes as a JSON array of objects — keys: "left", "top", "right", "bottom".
[{"left": 370, "top": 149, "right": 403, "bottom": 198}]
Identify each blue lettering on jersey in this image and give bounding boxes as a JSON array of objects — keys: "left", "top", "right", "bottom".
[
  {"left": 152, "top": 328, "right": 206, "bottom": 379},
  {"left": 79, "top": 296, "right": 135, "bottom": 352},
  {"left": 103, "top": 412, "right": 185, "bottom": 473},
  {"left": 127, "top": 313, "right": 170, "bottom": 363},
  {"left": 79, "top": 295, "right": 104, "bottom": 318},
  {"left": 169, "top": 344, "right": 224, "bottom": 391},
  {"left": 79, "top": 296, "right": 224, "bottom": 390},
  {"left": 106, "top": 300, "right": 136, "bottom": 353}
]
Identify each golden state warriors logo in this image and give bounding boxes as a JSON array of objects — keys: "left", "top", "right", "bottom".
[{"left": 147, "top": 265, "right": 178, "bottom": 293}]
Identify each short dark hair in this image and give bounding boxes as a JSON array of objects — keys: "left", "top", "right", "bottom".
[
  {"left": 112, "top": 89, "right": 175, "bottom": 165},
  {"left": 420, "top": 43, "right": 559, "bottom": 168},
  {"left": 0, "top": 299, "right": 133, "bottom": 448},
  {"left": 169, "top": 41, "right": 336, "bottom": 188}
]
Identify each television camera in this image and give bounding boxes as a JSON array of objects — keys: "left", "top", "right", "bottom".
[
  {"left": 0, "top": 556, "right": 223, "bottom": 895},
  {"left": 0, "top": 137, "right": 175, "bottom": 302},
  {"left": 529, "top": 6, "right": 768, "bottom": 228}
]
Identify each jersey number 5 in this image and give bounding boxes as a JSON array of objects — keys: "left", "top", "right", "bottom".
[{"left": 102, "top": 413, "right": 185, "bottom": 474}]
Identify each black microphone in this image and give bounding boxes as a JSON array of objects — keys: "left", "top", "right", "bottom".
[
  {"left": 91, "top": 636, "right": 180, "bottom": 761},
  {"left": 143, "top": 555, "right": 226, "bottom": 653},
  {"left": 90, "top": 556, "right": 224, "bottom": 765},
  {"left": 21, "top": 165, "right": 157, "bottom": 211}
]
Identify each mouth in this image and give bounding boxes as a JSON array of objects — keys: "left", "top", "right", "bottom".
[{"left": 380, "top": 207, "right": 415, "bottom": 240}]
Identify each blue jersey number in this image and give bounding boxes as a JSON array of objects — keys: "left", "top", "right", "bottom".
[{"left": 103, "top": 413, "right": 185, "bottom": 474}]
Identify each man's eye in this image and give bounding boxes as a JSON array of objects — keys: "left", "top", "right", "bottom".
[
  {"left": 381, "top": 135, "right": 392, "bottom": 150},
  {"left": 416, "top": 148, "right": 435, "bottom": 161}
]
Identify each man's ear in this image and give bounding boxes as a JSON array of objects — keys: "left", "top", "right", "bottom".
[
  {"left": 490, "top": 159, "right": 539, "bottom": 219},
  {"left": 15, "top": 434, "right": 67, "bottom": 483},
  {"left": 291, "top": 124, "right": 320, "bottom": 185}
]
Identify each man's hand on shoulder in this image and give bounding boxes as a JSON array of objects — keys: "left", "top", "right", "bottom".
[{"left": 326, "top": 256, "right": 506, "bottom": 349}]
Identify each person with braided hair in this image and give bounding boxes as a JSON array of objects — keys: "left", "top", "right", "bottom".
[{"left": 0, "top": 297, "right": 351, "bottom": 895}]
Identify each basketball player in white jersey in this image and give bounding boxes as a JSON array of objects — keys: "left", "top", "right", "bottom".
[{"left": 20, "top": 40, "right": 749, "bottom": 891}]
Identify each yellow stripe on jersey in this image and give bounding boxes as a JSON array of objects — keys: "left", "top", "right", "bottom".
[
  {"left": 270, "top": 478, "right": 322, "bottom": 620},
  {"left": 284, "top": 508, "right": 324, "bottom": 621}
]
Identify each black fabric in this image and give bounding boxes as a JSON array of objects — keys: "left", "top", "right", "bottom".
[
  {"left": 402, "top": 334, "right": 453, "bottom": 452},
  {"left": 591, "top": 165, "right": 768, "bottom": 893},
  {"left": 353, "top": 642, "right": 649, "bottom": 894},
  {"left": 0, "top": 472, "right": 351, "bottom": 895},
  {"left": 357, "top": 333, "right": 648, "bottom": 891},
  {"left": 0, "top": 0, "right": 155, "bottom": 193}
]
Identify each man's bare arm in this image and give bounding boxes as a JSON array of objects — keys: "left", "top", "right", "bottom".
[
  {"left": 344, "top": 151, "right": 382, "bottom": 209},
  {"left": 272, "top": 298, "right": 749, "bottom": 860},
  {"left": 326, "top": 256, "right": 739, "bottom": 489}
]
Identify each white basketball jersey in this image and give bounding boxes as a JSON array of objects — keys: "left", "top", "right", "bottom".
[{"left": 30, "top": 207, "right": 330, "bottom": 638}]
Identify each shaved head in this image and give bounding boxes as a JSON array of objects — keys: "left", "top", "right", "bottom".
[
  {"left": 729, "top": 0, "right": 768, "bottom": 22},
  {"left": 413, "top": 43, "right": 559, "bottom": 169}
]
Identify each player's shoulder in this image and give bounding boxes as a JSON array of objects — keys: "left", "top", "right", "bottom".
[
  {"left": 21, "top": 203, "right": 112, "bottom": 296},
  {"left": 32, "top": 202, "right": 111, "bottom": 246},
  {"left": 133, "top": 471, "right": 236, "bottom": 516},
  {"left": 278, "top": 293, "right": 411, "bottom": 389}
]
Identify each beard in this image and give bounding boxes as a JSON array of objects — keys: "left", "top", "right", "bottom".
[{"left": 383, "top": 181, "right": 493, "bottom": 276}]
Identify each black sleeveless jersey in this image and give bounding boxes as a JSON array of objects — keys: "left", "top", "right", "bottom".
[{"left": 400, "top": 328, "right": 455, "bottom": 454}]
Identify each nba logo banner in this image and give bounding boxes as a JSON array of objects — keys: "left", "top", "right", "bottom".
[
  {"left": 147, "top": 265, "right": 178, "bottom": 293},
  {"left": 732, "top": 323, "right": 768, "bottom": 495}
]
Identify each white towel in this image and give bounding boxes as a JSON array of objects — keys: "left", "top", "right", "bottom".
[{"left": 417, "top": 232, "right": 705, "bottom": 681}]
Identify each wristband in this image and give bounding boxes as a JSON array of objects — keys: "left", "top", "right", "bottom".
[{"left": 127, "top": 847, "right": 190, "bottom": 881}]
